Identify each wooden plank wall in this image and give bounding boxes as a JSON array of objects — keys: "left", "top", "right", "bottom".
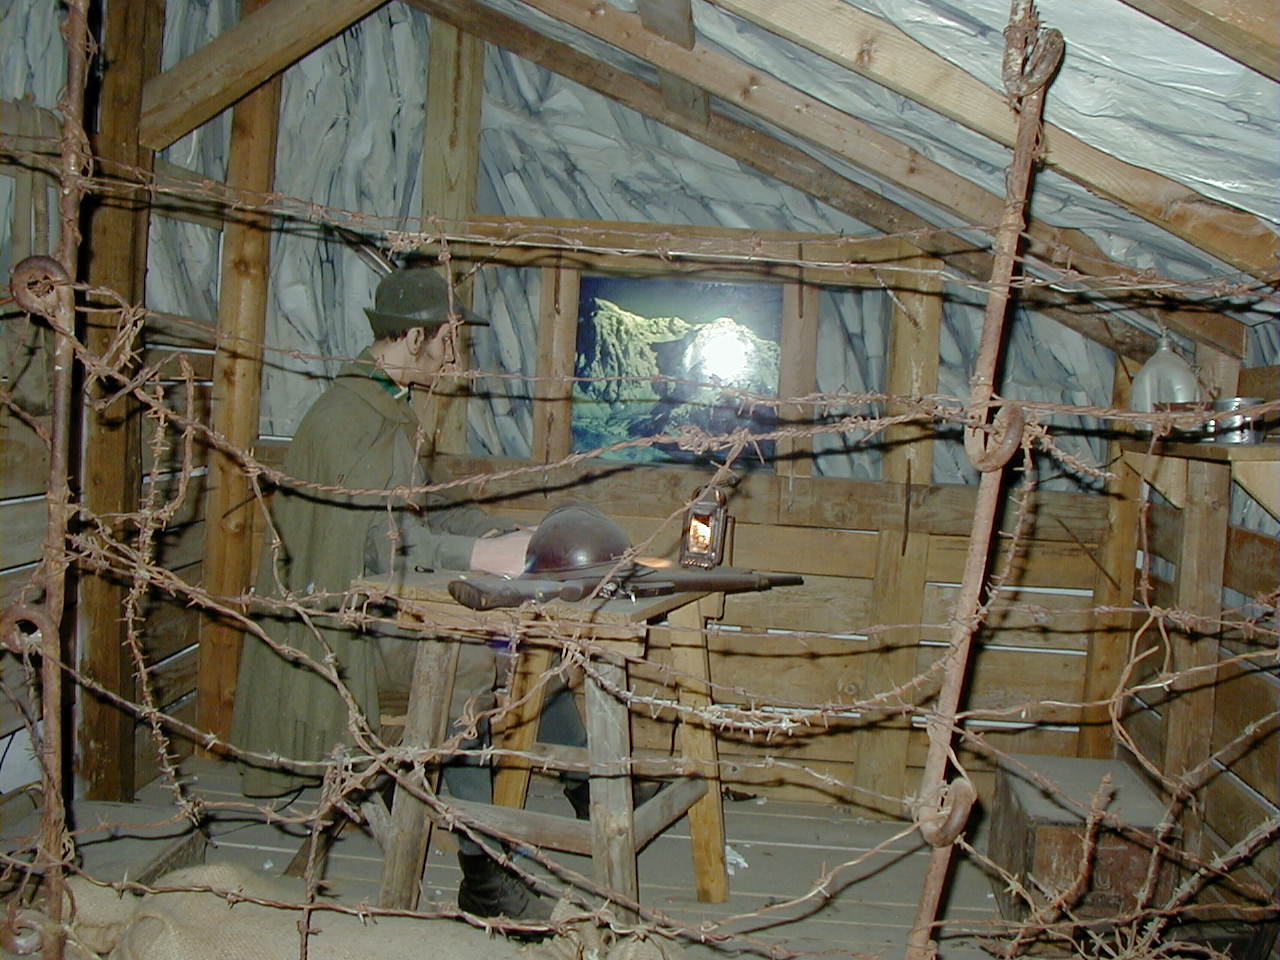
[
  {"left": 236, "top": 245, "right": 1112, "bottom": 818},
  {"left": 417, "top": 454, "right": 1106, "bottom": 814},
  {"left": 0, "top": 414, "right": 48, "bottom": 744},
  {"left": 128, "top": 313, "right": 217, "bottom": 790},
  {"left": 1, "top": 98, "right": 61, "bottom": 749},
  {"left": 1122, "top": 498, "right": 1279, "bottom": 907}
]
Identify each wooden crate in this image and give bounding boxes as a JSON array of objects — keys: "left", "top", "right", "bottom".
[{"left": 988, "top": 753, "right": 1176, "bottom": 921}]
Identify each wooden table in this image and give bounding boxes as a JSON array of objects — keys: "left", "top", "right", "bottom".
[{"left": 353, "top": 572, "right": 729, "bottom": 913}]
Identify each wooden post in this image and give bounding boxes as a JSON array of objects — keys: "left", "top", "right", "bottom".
[
  {"left": 636, "top": 0, "right": 709, "bottom": 125},
  {"left": 1078, "top": 357, "right": 1142, "bottom": 758},
  {"left": 379, "top": 637, "right": 460, "bottom": 909},
  {"left": 419, "top": 20, "right": 485, "bottom": 455},
  {"left": 585, "top": 655, "right": 640, "bottom": 913},
  {"left": 775, "top": 278, "right": 820, "bottom": 479},
  {"left": 666, "top": 595, "right": 730, "bottom": 902},
  {"left": 78, "top": 0, "right": 166, "bottom": 801},
  {"left": 854, "top": 255, "right": 940, "bottom": 817},
  {"left": 491, "top": 644, "right": 554, "bottom": 809},
  {"left": 1157, "top": 343, "right": 1239, "bottom": 848},
  {"left": 532, "top": 264, "right": 580, "bottom": 464},
  {"left": 197, "top": 0, "right": 282, "bottom": 741},
  {"left": 1162, "top": 457, "right": 1230, "bottom": 855}
]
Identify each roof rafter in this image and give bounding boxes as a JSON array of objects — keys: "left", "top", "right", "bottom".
[
  {"left": 130, "top": 0, "right": 1252, "bottom": 356},
  {"left": 409, "top": 0, "right": 1172, "bottom": 359},
  {"left": 138, "top": 0, "right": 387, "bottom": 150},
  {"left": 499, "top": 0, "right": 1246, "bottom": 356},
  {"left": 1117, "top": 0, "right": 1279, "bottom": 80},
  {"left": 637, "top": 0, "right": 710, "bottom": 125},
  {"left": 707, "top": 0, "right": 1278, "bottom": 279}
]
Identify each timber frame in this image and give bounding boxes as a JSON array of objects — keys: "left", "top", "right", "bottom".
[{"left": 0, "top": 0, "right": 1275, "bottom": 929}]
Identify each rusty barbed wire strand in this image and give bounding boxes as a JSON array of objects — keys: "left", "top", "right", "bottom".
[{"left": 2, "top": 59, "right": 1278, "bottom": 960}]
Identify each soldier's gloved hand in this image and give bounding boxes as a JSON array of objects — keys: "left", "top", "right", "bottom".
[{"left": 469, "top": 530, "right": 533, "bottom": 576}]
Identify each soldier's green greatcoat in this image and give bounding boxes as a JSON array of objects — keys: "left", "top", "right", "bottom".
[{"left": 231, "top": 352, "right": 504, "bottom": 797}]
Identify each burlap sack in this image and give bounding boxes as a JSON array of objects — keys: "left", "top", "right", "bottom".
[
  {"left": 107, "top": 863, "right": 527, "bottom": 960},
  {"left": 531, "top": 899, "right": 687, "bottom": 960},
  {"left": 64, "top": 875, "right": 137, "bottom": 955}
]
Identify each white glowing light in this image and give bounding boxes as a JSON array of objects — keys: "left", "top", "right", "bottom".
[{"left": 694, "top": 321, "right": 753, "bottom": 384}]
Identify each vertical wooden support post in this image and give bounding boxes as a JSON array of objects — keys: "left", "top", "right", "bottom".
[
  {"left": 666, "top": 595, "right": 729, "bottom": 903},
  {"left": 1158, "top": 343, "right": 1238, "bottom": 847},
  {"left": 197, "top": 0, "right": 281, "bottom": 741},
  {"left": 532, "top": 264, "right": 580, "bottom": 465},
  {"left": 78, "top": 0, "right": 166, "bottom": 800},
  {"left": 1162, "top": 456, "right": 1230, "bottom": 856},
  {"left": 854, "top": 256, "right": 941, "bottom": 817},
  {"left": 775, "top": 277, "right": 819, "bottom": 480},
  {"left": 1078, "top": 357, "right": 1143, "bottom": 758},
  {"left": 420, "top": 21, "right": 485, "bottom": 455},
  {"left": 491, "top": 643, "right": 554, "bottom": 809},
  {"left": 378, "top": 636, "right": 460, "bottom": 909},
  {"left": 585, "top": 655, "right": 639, "bottom": 915},
  {"left": 636, "top": 0, "right": 709, "bottom": 124}
]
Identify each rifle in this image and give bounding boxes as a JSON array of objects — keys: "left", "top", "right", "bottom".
[{"left": 447, "top": 563, "right": 804, "bottom": 611}]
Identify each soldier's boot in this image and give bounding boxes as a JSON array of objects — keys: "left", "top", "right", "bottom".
[{"left": 456, "top": 851, "right": 555, "bottom": 929}]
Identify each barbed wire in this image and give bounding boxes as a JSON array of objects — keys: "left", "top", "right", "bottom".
[
  {"left": 1, "top": 87, "right": 1277, "bottom": 960},
  {"left": 2, "top": 285, "right": 1276, "bottom": 956}
]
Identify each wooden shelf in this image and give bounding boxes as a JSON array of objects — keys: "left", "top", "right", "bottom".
[
  {"left": 1119, "top": 437, "right": 1280, "bottom": 462},
  {"left": 1119, "top": 438, "right": 1279, "bottom": 519}
]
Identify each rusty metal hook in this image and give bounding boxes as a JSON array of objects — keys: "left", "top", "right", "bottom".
[
  {"left": 964, "top": 403, "right": 1025, "bottom": 473},
  {"left": 915, "top": 776, "right": 977, "bottom": 847},
  {"left": 1002, "top": 25, "right": 1065, "bottom": 99},
  {"left": 9, "top": 255, "right": 71, "bottom": 322},
  {"left": 0, "top": 603, "right": 53, "bottom": 656}
]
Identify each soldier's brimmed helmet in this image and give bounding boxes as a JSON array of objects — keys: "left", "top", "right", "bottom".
[
  {"left": 364, "top": 267, "right": 489, "bottom": 338},
  {"left": 524, "top": 503, "right": 632, "bottom": 576}
]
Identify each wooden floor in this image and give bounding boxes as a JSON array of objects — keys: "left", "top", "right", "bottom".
[{"left": 126, "top": 757, "right": 1004, "bottom": 959}]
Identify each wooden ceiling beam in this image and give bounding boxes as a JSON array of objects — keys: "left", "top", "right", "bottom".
[
  {"left": 138, "top": 0, "right": 387, "bottom": 151},
  {"left": 494, "top": 0, "right": 1245, "bottom": 356},
  {"left": 407, "top": 0, "right": 1159, "bottom": 360},
  {"left": 637, "top": 0, "right": 710, "bottom": 126},
  {"left": 707, "top": 0, "right": 1278, "bottom": 279},
  {"left": 1117, "top": 0, "right": 1279, "bottom": 80}
]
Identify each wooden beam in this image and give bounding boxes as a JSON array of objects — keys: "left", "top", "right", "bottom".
[
  {"left": 198, "top": 0, "right": 283, "bottom": 743},
  {"left": 1117, "top": 0, "right": 1279, "bottom": 80},
  {"left": 774, "top": 281, "right": 820, "bottom": 478},
  {"left": 665, "top": 597, "right": 729, "bottom": 903},
  {"left": 418, "top": 213, "right": 922, "bottom": 284},
  {"left": 407, "top": 0, "right": 1161, "bottom": 359},
  {"left": 426, "top": 0, "right": 1241, "bottom": 358},
  {"left": 532, "top": 265, "right": 580, "bottom": 463},
  {"left": 77, "top": 0, "right": 167, "bottom": 803},
  {"left": 1162, "top": 456, "right": 1231, "bottom": 856},
  {"left": 637, "top": 0, "right": 709, "bottom": 126},
  {"left": 1078, "top": 358, "right": 1142, "bottom": 759},
  {"left": 1237, "top": 364, "right": 1279, "bottom": 400},
  {"left": 138, "top": 0, "right": 385, "bottom": 151},
  {"left": 707, "top": 0, "right": 1277, "bottom": 279},
  {"left": 854, "top": 258, "right": 940, "bottom": 816},
  {"left": 417, "top": 19, "right": 486, "bottom": 455}
]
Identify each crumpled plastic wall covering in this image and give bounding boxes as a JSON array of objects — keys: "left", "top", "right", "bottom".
[
  {"left": 485, "top": 0, "right": 1275, "bottom": 325},
  {"left": 0, "top": 0, "right": 1274, "bottom": 503},
  {"left": 845, "top": 0, "right": 1278, "bottom": 224}
]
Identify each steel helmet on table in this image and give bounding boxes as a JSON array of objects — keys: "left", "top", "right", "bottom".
[{"left": 523, "top": 503, "right": 632, "bottom": 576}]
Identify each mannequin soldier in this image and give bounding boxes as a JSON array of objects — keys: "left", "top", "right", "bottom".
[{"left": 232, "top": 265, "right": 582, "bottom": 923}]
